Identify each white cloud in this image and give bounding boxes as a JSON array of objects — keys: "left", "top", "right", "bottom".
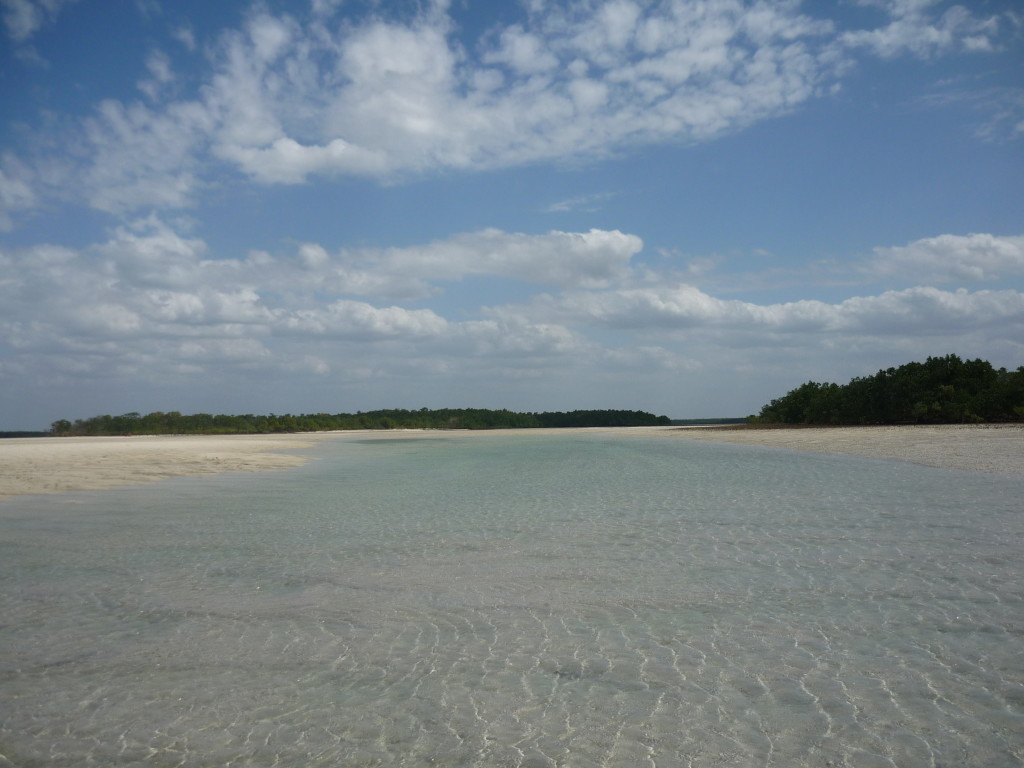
[
  {"left": 973, "top": 88, "right": 1024, "bottom": 143},
  {"left": 178, "top": 338, "right": 271, "bottom": 362},
  {"left": 4, "top": 223, "right": 1021, "bottom": 374},
  {"left": 0, "top": 165, "right": 36, "bottom": 230},
  {"left": 840, "top": 0, "right": 1002, "bottom": 58},
  {"left": 172, "top": 24, "right": 196, "bottom": 51},
  {"left": 292, "top": 228, "right": 643, "bottom": 299},
  {"left": 922, "top": 85, "right": 1024, "bottom": 144},
  {"left": 138, "top": 49, "right": 175, "bottom": 101},
  {"left": 94, "top": 215, "right": 210, "bottom": 289},
  {"left": 452, "top": 316, "right": 582, "bottom": 357},
  {"left": 3, "top": 222, "right": 1023, "bottom": 423},
  {"left": 0, "top": 222, "right": 642, "bottom": 385},
  {"left": 386, "top": 228, "right": 641, "bottom": 289},
  {"left": 310, "top": 0, "right": 344, "bottom": 18},
  {"left": 1, "top": 0, "right": 77, "bottom": 41},
  {"left": 509, "top": 279, "right": 1024, "bottom": 342},
  {"left": 281, "top": 301, "right": 448, "bottom": 340},
  {"left": 76, "top": 99, "right": 213, "bottom": 213},
  {"left": 831, "top": 286, "right": 1024, "bottom": 335},
  {"left": 6, "top": 0, "right": 1015, "bottom": 214},
  {"left": 545, "top": 191, "right": 614, "bottom": 213},
  {"left": 0, "top": 1, "right": 836, "bottom": 209},
  {"left": 484, "top": 25, "right": 559, "bottom": 74},
  {"left": 218, "top": 138, "right": 387, "bottom": 184},
  {"left": 867, "top": 233, "right": 1024, "bottom": 282}
]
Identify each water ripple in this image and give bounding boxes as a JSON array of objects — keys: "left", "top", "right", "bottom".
[{"left": 1, "top": 434, "right": 1022, "bottom": 766}]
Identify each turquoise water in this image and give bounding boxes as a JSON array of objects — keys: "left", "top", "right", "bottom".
[{"left": 1, "top": 432, "right": 1022, "bottom": 767}]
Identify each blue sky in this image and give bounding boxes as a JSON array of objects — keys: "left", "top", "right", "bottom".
[{"left": 1, "top": 0, "right": 1022, "bottom": 429}]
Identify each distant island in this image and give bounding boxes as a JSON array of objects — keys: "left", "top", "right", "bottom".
[
  {"left": 750, "top": 354, "right": 1024, "bottom": 425},
  {"left": 47, "top": 408, "right": 671, "bottom": 436},
  {"left": 32, "top": 354, "right": 1024, "bottom": 437}
]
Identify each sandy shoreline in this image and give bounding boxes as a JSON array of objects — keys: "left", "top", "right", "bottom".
[
  {"left": 666, "top": 423, "right": 1024, "bottom": 476},
  {"left": 1, "top": 424, "right": 1021, "bottom": 501},
  {"left": 0, "top": 433, "right": 331, "bottom": 501}
]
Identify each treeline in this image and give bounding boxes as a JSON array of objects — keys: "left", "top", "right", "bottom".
[
  {"left": 751, "top": 355, "right": 1024, "bottom": 425},
  {"left": 670, "top": 418, "right": 747, "bottom": 426},
  {"left": 49, "top": 408, "right": 671, "bottom": 436}
]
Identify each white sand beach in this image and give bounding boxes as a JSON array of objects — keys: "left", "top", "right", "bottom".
[
  {"left": 1, "top": 424, "right": 1021, "bottom": 501},
  {"left": 0, "top": 433, "right": 330, "bottom": 501}
]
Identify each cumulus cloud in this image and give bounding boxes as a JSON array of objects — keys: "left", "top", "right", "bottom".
[
  {"left": 281, "top": 301, "right": 449, "bottom": 340},
  {"left": 0, "top": 221, "right": 636, "bottom": 384},
  {"left": 280, "top": 228, "right": 642, "bottom": 300},
  {"left": 867, "top": 233, "right": 1024, "bottom": 283},
  {"left": 452, "top": 316, "right": 582, "bottom": 357},
  {"left": 367, "top": 228, "right": 642, "bottom": 293},
  {"left": 12, "top": 0, "right": 1010, "bottom": 214},
  {"left": 2, "top": 220, "right": 1022, "bottom": 422},
  {"left": 93, "top": 215, "right": 210, "bottom": 288},
  {"left": 4, "top": 222, "right": 1022, "bottom": 376},
  {"left": 313, "top": 0, "right": 836, "bottom": 175},
  {"left": 75, "top": 99, "right": 214, "bottom": 213},
  {"left": 504, "top": 278, "right": 1024, "bottom": 342}
]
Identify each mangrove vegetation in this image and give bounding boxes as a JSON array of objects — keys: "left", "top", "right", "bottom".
[
  {"left": 49, "top": 408, "right": 671, "bottom": 436},
  {"left": 751, "top": 355, "right": 1024, "bottom": 425}
]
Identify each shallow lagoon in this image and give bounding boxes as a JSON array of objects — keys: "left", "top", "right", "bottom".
[{"left": 2, "top": 432, "right": 1022, "bottom": 766}]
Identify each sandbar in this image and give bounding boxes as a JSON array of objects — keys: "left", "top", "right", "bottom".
[
  {"left": 0, "top": 433, "right": 331, "bottom": 501},
  {"left": 1, "top": 424, "right": 1020, "bottom": 501},
  {"left": 664, "top": 423, "right": 1024, "bottom": 476}
]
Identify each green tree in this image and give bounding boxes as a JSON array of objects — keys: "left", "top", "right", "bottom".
[
  {"left": 752, "top": 355, "right": 1022, "bottom": 425},
  {"left": 50, "top": 419, "right": 72, "bottom": 436}
]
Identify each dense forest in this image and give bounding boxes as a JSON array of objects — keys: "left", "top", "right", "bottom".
[
  {"left": 751, "top": 355, "right": 1024, "bottom": 425},
  {"left": 49, "top": 408, "right": 671, "bottom": 436}
]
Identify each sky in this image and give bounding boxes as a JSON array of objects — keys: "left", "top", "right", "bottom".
[{"left": 1, "top": 0, "right": 1022, "bottom": 430}]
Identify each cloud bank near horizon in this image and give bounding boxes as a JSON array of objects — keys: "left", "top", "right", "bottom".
[{"left": 2, "top": 221, "right": 1020, "bottom": 414}]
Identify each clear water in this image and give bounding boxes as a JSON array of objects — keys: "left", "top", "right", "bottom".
[{"left": 1, "top": 432, "right": 1022, "bottom": 767}]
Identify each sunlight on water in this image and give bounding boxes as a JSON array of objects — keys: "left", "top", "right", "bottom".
[{"left": 1, "top": 433, "right": 1022, "bottom": 767}]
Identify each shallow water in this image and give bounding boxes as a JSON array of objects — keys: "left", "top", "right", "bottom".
[{"left": 1, "top": 432, "right": 1022, "bottom": 767}]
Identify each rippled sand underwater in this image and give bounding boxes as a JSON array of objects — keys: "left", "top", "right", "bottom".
[{"left": 2, "top": 433, "right": 1022, "bottom": 767}]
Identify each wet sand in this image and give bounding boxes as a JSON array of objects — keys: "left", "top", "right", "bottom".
[
  {"left": 1, "top": 423, "right": 1020, "bottom": 501},
  {"left": 666, "top": 423, "right": 1024, "bottom": 476}
]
